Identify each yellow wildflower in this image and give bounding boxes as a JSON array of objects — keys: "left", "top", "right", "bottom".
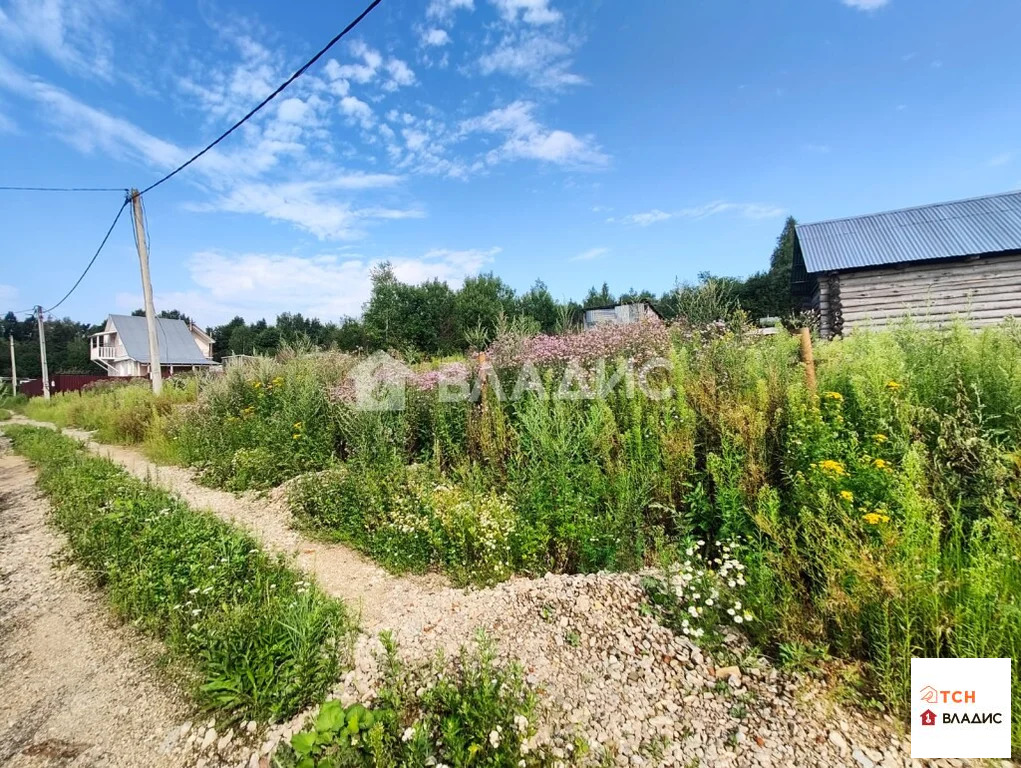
[
  {"left": 252, "top": 381, "right": 262, "bottom": 388},
  {"left": 293, "top": 434, "right": 301, "bottom": 440},
  {"left": 819, "top": 459, "right": 847, "bottom": 477},
  {"left": 873, "top": 458, "right": 890, "bottom": 470},
  {"left": 293, "top": 421, "right": 303, "bottom": 429},
  {"left": 862, "top": 512, "right": 889, "bottom": 525},
  {"left": 839, "top": 490, "right": 854, "bottom": 502},
  {"left": 823, "top": 391, "right": 844, "bottom": 402},
  {"left": 873, "top": 433, "right": 888, "bottom": 443},
  {"left": 885, "top": 380, "right": 901, "bottom": 391}
]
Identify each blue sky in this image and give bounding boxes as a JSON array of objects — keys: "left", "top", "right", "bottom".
[{"left": 1, "top": 0, "right": 1020, "bottom": 326}]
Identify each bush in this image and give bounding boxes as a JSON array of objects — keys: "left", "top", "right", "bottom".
[
  {"left": 5, "top": 425, "right": 354, "bottom": 723},
  {"left": 430, "top": 484, "right": 517, "bottom": 586},
  {"left": 166, "top": 354, "right": 350, "bottom": 490},
  {"left": 291, "top": 464, "right": 517, "bottom": 586},
  {"left": 275, "top": 632, "right": 561, "bottom": 768},
  {"left": 0, "top": 408, "right": 10, "bottom": 421}
]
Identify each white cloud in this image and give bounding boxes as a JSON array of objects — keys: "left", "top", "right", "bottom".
[
  {"left": 192, "top": 177, "right": 416, "bottom": 240},
  {"left": 490, "top": 0, "right": 562, "bottom": 25},
  {"left": 426, "top": 0, "right": 474, "bottom": 22},
  {"left": 421, "top": 28, "right": 451, "bottom": 46},
  {"left": 402, "top": 128, "right": 429, "bottom": 152},
  {"left": 276, "top": 97, "right": 310, "bottom": 124},
  {"left": 326, "top": 42, "right": 414, "bottom": 93},
  {"left": 177, "top": 32, "right": 280, "bottom": 121},
  {"left": 0, "top": 0, "right": 123, "bottom": 79},
  {"left": 379, "top": 110, "right": 475, "bottom": 178},
  {"left": 0, "top": 63, "right": 186, "bottom": 170},
  {"left": 460, "top": 100, "right": 607, "bottom": 168},
  {"left": 570, "top": 247, "right": 609, "bottom": 262},
  {"left": 340, "top": 95, "right": 375, "bottom": 129},
  {"left": 120, "top": 246, "right": 498, "bottom": 325},
  {"left": 988, "top": 152, "right": 1014, "bottom": 168},
  {"left": 840, "top": 0, "right": 890, "bottom": 10},
  {"left": 618, "top": 201, "right": 786, "bottom": 226},
  {"left": 0, "top": 61, "right": 313, "bottom": 184},
  {"left": 383, "top": 58, "right": 416, "bottom": 91},
  {"left": 333, "top": 40, "right": 383, "bottom": 84},
  {"left": 478, "top": 30, "right": 584, "bottom": 88},
  {"left": 0, "top": 22, "right": 437, "bottom": 244},
  {"left": 395, "top": 247, "right": 499, "bottom": 284},
  {"left": 619, "top": 209, "right": 673, "bottom": 226}
]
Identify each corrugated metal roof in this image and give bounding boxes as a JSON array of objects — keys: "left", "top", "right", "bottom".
[
  {"left": 109, "top": 314, "right": 214, "bottom": 365},
  {"left": 796, "top": 190, "right": 1021, "bottom": 274}
]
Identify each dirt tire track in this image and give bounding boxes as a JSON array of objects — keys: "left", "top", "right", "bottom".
[{"left": 0, "top": 447, "right": 191, "bottom": 768}]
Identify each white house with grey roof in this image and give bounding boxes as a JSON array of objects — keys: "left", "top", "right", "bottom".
[
  {"left": 793, "top": 191, "right": 1021, "bottom": 338},
  {"left": 90, "top": 314, "right": 216, "bottom": 377}
]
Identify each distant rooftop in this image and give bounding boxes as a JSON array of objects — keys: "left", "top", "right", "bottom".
[
  {"left": 104, "top": 314, "right": 214, "bottom": 365},
  {"left": 796, "top": 190, "right": 1021, "bottom": 274}
]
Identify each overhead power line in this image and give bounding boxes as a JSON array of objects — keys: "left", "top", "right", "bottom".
[
  {"left": 0, "top": 185, "right": 128, "bottom": 193},
  {"left": 42, "top": 198, "right": 129, "bottom": 314},
  {"left": 139, "top": 0, "right": 383, "bottom": 196}
]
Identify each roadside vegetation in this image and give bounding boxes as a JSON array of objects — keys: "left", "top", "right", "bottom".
[
  {"left": 0, "top": 388, "right": 26, "bottom": 414},
  {"left": 21, "top": 376, "right": 198, "bottom": 443},
  {"left": 276, "top": 632, "right": 562, "bottom": 768},
  {"left": 4, "top": 425, "right": 353, "bottom": 724},
  {"left": 10, "top": 314, "right": 1021, "bottom": 751}
]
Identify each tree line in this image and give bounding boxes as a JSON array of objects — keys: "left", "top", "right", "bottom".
[{"left": 1, "top": 218, "right": 796, "bottom": 377}]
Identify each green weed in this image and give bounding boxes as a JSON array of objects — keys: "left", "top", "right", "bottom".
[{"left": 275, "top": 632, "right": 561, "bottom": 767}]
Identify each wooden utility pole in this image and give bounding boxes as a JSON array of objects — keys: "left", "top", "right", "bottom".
[
  {"left": 8, "top": 334, "right": 16, "bottom": 394},
  {"left": 35, "top": 306, "right": 50, "bottom": 400},
  {"left": 129, "top": 189, "right": 162, "bottom": 394}
]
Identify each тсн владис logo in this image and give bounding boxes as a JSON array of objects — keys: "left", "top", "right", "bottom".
[{"left": 910, "top": 659, "right": 1011, "bottom": 759}]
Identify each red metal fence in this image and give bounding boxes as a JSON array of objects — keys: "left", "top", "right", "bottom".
[{"left": 19, "top": 374, "right": 132, "bottom": 397}]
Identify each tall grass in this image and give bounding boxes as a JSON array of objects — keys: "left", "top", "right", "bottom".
[
  {"left": 22, "top": 377, "right": 197, "bottom": 443},
  {"left": 162, "top": 352, "right": 353, "bottom": 489}
]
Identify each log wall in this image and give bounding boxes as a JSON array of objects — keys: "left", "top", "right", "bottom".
[{"left": 832, "top": 253, "right": 1021, "bottom": 333}]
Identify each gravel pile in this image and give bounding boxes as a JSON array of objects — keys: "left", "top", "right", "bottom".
[{"left": 323, "top": 573, "right": 920, "bottom": 768}]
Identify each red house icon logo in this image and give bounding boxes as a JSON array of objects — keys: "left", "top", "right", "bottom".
[{"left": 920, "top": 709, "right": 937, "bottom": 726}]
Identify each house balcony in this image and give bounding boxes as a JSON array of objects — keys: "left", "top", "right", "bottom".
[{"left": 90, "top": 343, "right": 126, "bottom": 360}]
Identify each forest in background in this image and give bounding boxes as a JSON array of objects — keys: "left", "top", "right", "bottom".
[{"left": 1, "top": 218, "right": 795, "bottom": 378}]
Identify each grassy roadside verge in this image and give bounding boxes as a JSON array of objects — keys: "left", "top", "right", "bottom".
[
  {"left": 3, "top": 424, "right": 354, "bottom": 724},
  {"left": 20, "top": 379, "right": 196, "bottom": 444}
]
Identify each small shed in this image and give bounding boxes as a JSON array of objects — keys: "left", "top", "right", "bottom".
[
  {"left": 793, "top": 191, "right": 1021, "bottom": 338},
  {"left": 583, "top": 302, "right": 661, "bottom": 329}
]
